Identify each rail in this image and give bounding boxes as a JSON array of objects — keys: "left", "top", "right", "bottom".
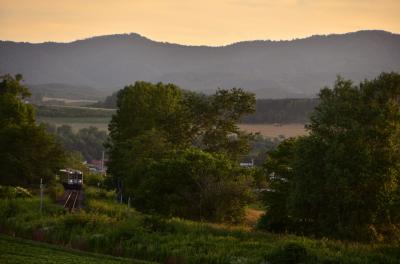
[{"left": 63, "top": 190, "right": 80, "bottom": 211}]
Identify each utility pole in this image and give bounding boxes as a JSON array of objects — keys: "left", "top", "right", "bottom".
[
  {"left": 40, "top": 178, "right": 43, "bottom": 214},
  {"left": 101, "top": 150, "right": 105, "bottom": 174}
]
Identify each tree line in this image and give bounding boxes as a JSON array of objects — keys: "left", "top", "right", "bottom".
[
  {"left": 242, "top": 98, "right": 319, "bottom": 124},
  {"left": 35, "top": 105, "right": 114, "bottom": 118},
  {"left": 94, "top": 92, "right": 319, "bottom": 124}
]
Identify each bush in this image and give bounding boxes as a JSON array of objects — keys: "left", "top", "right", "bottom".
[
  {"left": 0, "top": 186, "right": 32, "bottom": 199},
  {"left": 47, "top": 183, "right": 64, "bottom": 201},
  {"left": 85, "top": 187, "right": 115, "bottom": 200},
  {"left": 0, "top": 186, "right": 16, "bottom": 199},
  {"left": 85, "top": 173, "right": 105, "bottom": 187},
  {"left": 133, "top": 148, "right": 253, "bottom": 223}
]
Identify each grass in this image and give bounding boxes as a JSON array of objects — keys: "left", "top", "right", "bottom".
[
  {"left": 0, "top": 235, "right": 151, "bottom": 264},
  {"left": 1, "top": 188, "right": 399, "bottom": 263}
]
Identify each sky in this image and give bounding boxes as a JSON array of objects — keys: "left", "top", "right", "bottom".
[{"left": 0, "top": 0, "right": 399, "bottom": 46}]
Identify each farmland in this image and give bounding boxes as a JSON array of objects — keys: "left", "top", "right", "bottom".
[
  {"left": 37, "top": 116, "right": 307, "bottom": 138},
  {"left": 239, "top": 123, "right": 308, "bottom": 138},
  {"left": 0, "top": 235, "right": 150, "bottom": 264}
]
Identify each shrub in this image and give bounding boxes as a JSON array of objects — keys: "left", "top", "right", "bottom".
[
  {"left": 0, "top": 186, "right": 32, "bottom": 199},
  {"left": 85, "top": 173, "right": 105, "bottom": 187},
  {"left": 85, "top": 187, "right": 115, "bottom": 200},
  {"left": 0, "top": 186, "right": 16, "bottom": 199},
  {"left": 47, "top": 183, "right": 64, "bottom": 201},
  {"left": 133, "top": 148, "right": 253, "bottom": 223}
]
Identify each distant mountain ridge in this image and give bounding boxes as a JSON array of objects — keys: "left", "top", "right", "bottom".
[{"left": 1, "top": 30, "right": 399, "bottom": 98}]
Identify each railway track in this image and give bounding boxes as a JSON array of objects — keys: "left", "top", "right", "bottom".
[{"left": 63, "top": 190, "right": 80, "bottom": 211}]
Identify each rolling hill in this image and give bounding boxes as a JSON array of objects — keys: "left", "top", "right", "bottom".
[{"left": 1, "top": 30, "right": 399, "bottom": 98}]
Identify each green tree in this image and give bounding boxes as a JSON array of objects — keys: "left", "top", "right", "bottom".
[
  {"left": 0, "top": 74, "right": 65, "bottom": 186},
  {"left": 260, "top": 73, "right": 400, "bottom": 241},
  {"left": 106, "top": 81, "right": 256, "bottom": 221},
  {"left": 47, "top": 124, "right": 107, "bottom": 162},
  {"left": 180, "top": 88, "right": 256, "bottom": 160},
  {"left": 258, "top": 138, "right": 298, "bottom": 232}
]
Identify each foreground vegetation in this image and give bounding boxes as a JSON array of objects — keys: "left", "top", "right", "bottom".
[
  {"left": 1, "top": 73, "right": 400, "bottom": 262},
  {"left": 0, "top": 235, "right": 149, "bottom": 264},
  {"left": 1, "top": 188, "right": 399, "bottom": 263}
]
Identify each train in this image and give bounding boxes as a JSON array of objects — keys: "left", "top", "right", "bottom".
[{"left": 60, "top": 169, "right": 83, "bottom": 189}]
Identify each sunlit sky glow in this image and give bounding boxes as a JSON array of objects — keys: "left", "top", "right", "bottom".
[{"left": 0, "top": 0, "right": 399, "bottom": 46}]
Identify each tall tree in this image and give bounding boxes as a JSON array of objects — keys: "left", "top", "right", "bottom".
[
  {"left": 260, "top": 73, "right": 400, "bottom": 241},
  {"left": 106, "top": 81, "right": 256, "bottom": 221},
  {"left": 0, "top": 74, "right": 65, "bottom": 186}
]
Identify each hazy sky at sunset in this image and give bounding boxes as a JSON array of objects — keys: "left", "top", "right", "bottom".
[{"left": 0, "top": 0, "right": 399, "bottom": 46}]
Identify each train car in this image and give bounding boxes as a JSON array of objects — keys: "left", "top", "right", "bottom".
[{"left": 60, "top": 169, "right": 83, "bottom": 189}]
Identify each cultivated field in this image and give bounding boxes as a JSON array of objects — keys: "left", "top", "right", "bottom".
[
  {"left": 239, "top": 123, "right": 308, "bottom": 138},
  {"left": 37, "top": 116, "right": 308, "bottom": 138},
  {"left": 42, "top": 96, "right": 99, "bottom": 105}
]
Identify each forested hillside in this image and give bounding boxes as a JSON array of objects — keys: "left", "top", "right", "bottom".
[{"left": 2, "top": 30, "right": 399, "bottom": 98}]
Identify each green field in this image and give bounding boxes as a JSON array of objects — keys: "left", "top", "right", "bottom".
[
  {"left": 1, "top": 189, "right": 399, "bottom": 263},
  {"left": 0, "top": 235, "right": 151, "bottom": 264}
]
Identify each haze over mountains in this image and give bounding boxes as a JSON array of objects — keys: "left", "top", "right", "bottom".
[{"left": 1, "top": 30, "right": 399, "bottom": 98}]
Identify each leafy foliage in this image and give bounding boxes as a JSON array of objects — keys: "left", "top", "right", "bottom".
[
  {"left": 260, "top": 72, "right": 400, "bottom": 241},
  {"left": 134, "top": 148, "right": 253, "bottom": 222},
  {"left": 107, "top": 81, "right": 255, "bottom": 221},
  {"left": 0, "top": 74, "right": 65, "bottom": 186},
  {"left": 1, "top": 194, "right": 399, "bottom": 263},
  {"left": 45, "top": 124, "right": 107, "bottom": 162}
]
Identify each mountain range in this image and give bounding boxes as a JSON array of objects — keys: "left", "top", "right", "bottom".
[{"left": 1, "top": 30, "right": 399, "bottom": 98}]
